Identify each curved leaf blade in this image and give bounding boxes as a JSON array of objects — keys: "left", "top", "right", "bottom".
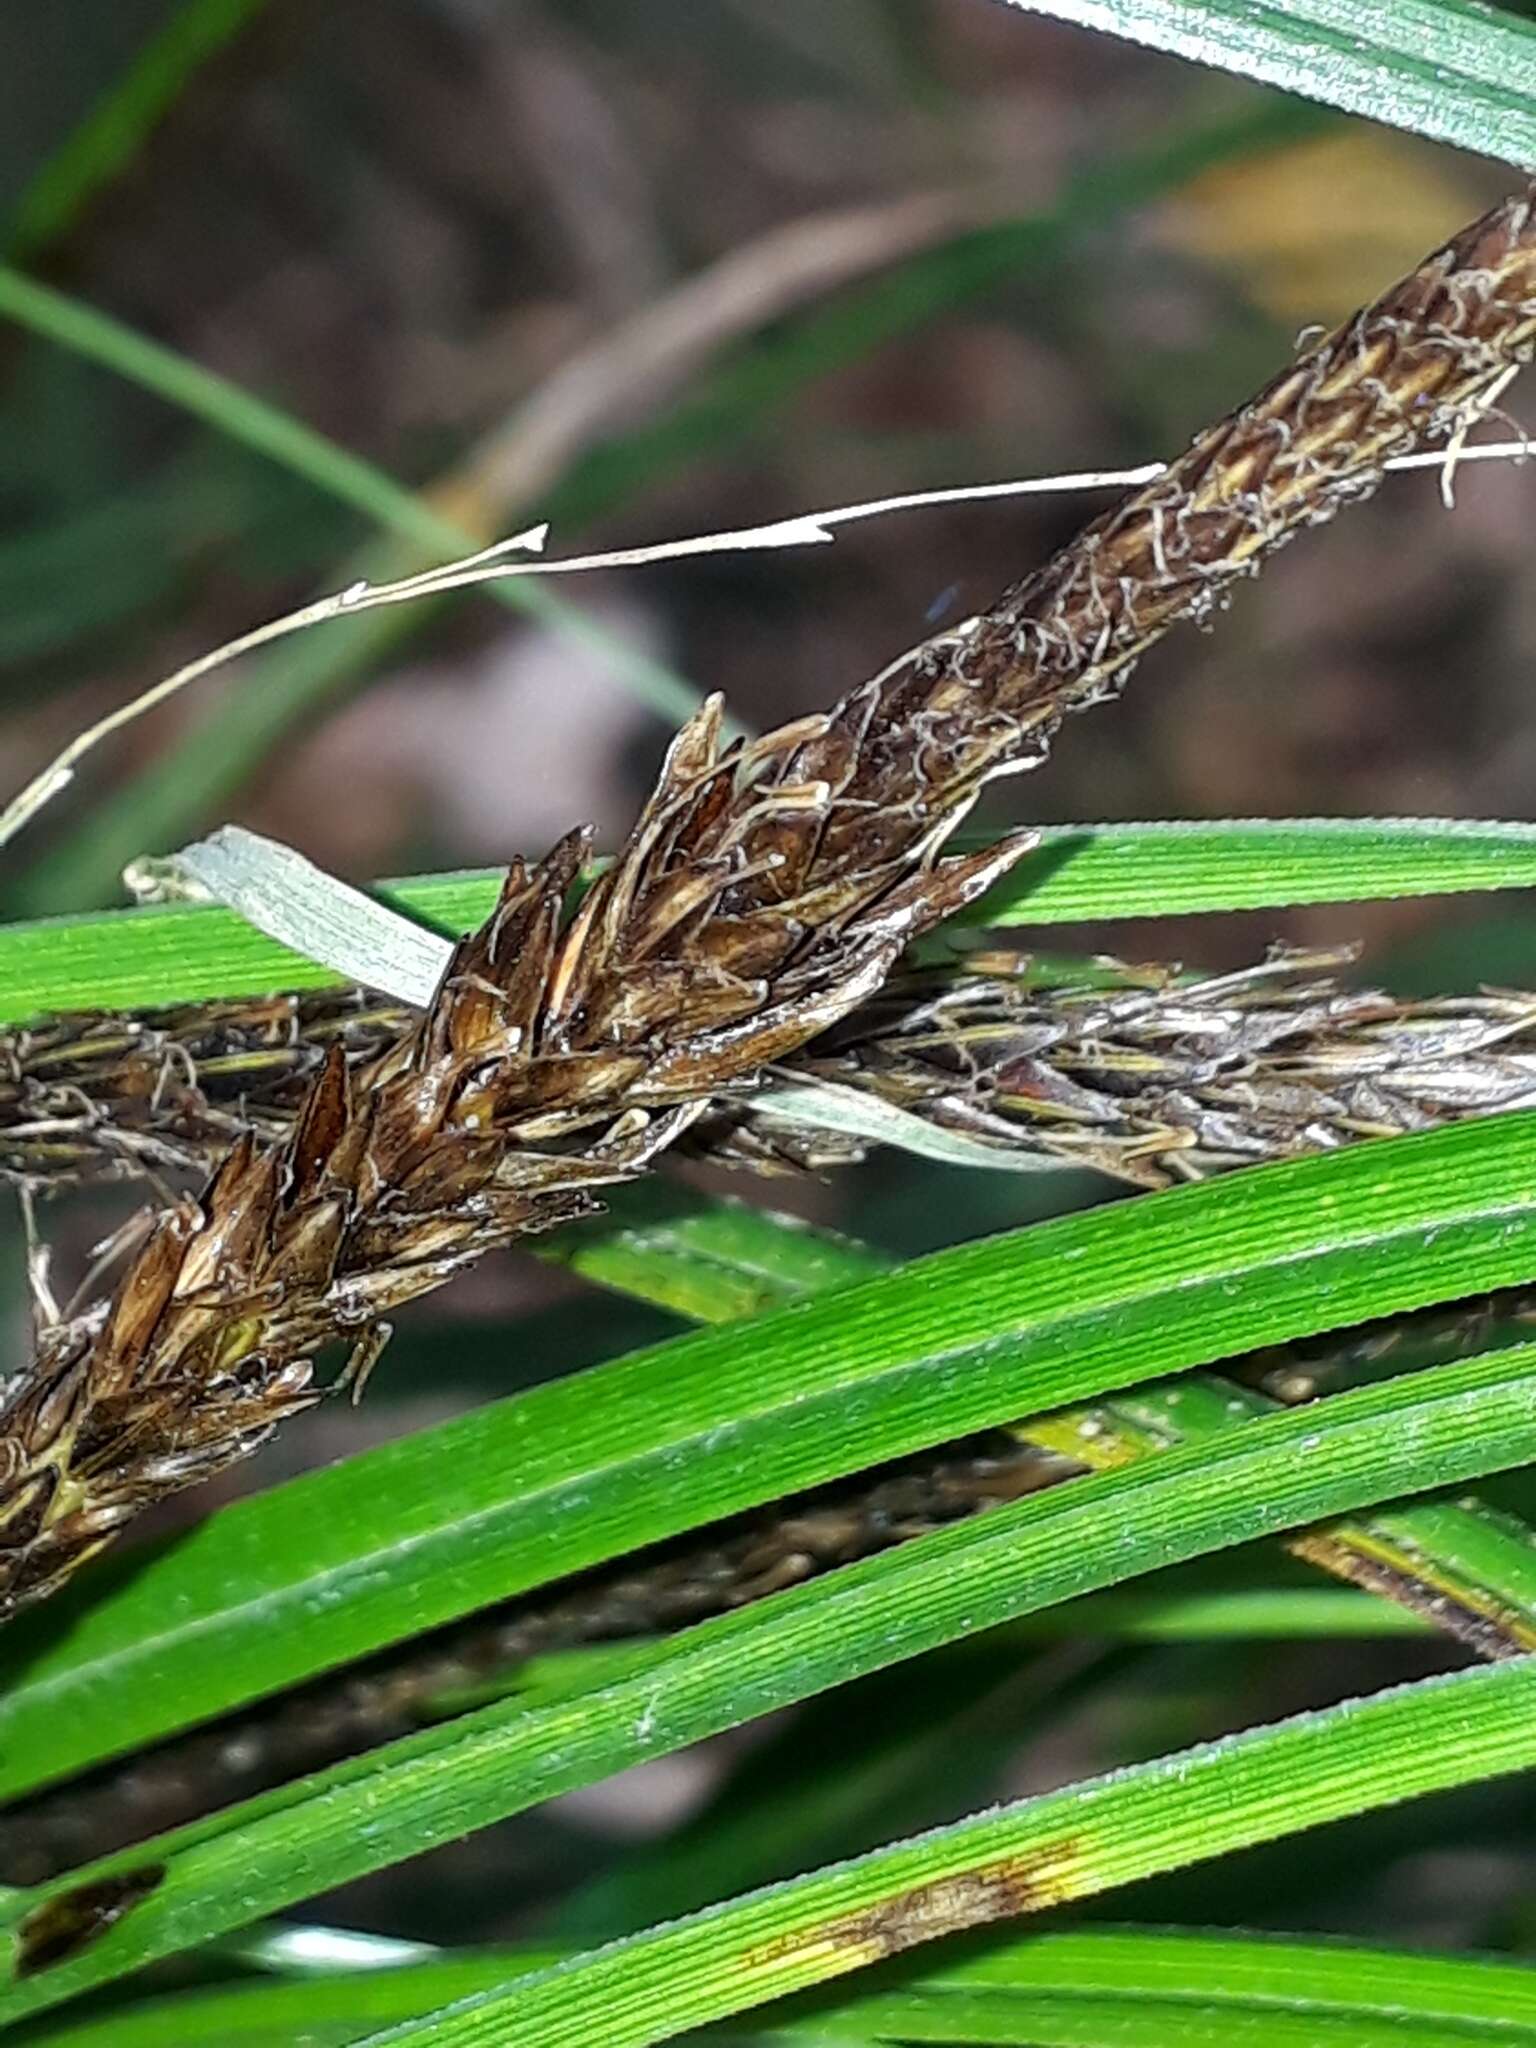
[
  {"left": 988, "top": 0, "right": 1536, "bottom": 169},
  {"left": 350, "top": 1657, "right": 1536, "bottom": 2048},
  {"left": 9, "top": 1112, "right": 1536, "bottom": 1802},
  {"left": 8, "top": 816, "right": 1536, "bottom": 1021},
  {"left": 4, "top": 1338, "right": 1536, "bottom": 2023},
  {"left": 24, "top": 1926, "right": 1536, "bottom": 2047}
]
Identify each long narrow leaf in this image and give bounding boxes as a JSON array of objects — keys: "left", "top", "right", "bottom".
[
  {"left": 988, "top": 0, "right": 1536, "bottom": 168},
  {"left": 564, "top": 1189, "right": 1536, "bottom": 1652},
  {"left": 4, "top": 1339, "right": 1536, "bottom": 2025},
  {"left": 4, "top": 0, "right": 269, "bottom": 262},
  {"left": 9, "top": 815, "right": 1536, "bottom": 1021},
  {"left": 24, "top": 1926, "right": 1536, "bottom": 2047},
  {"left": 1026, "top": 1369, "right": 1536, "bottom": 1654},
  {"left": 8, "top": 1112, "right": 1536, "bottom": 1801},
  {"left": 343, "top": 1658, "right": 1536, "bottom": 2048}
]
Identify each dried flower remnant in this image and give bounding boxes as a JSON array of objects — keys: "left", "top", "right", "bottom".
[{"left": 2, "top": 188, "right": 1534, "bottom": 1618}]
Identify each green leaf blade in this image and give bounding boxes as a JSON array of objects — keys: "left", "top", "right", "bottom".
[
  {"left": 989, "top": 1, "right": 1536, "bottom": 167},
  {"left": 24, "top": 1927, "right": 1536, "bottom": 2047},
  {"left": 9, "top": 1112, "right": 1536, "bottom": 1803},
  {"left": 971, "top": 816, "right": 1536, "bottom": 926},
  {"left": 348, "top": 1658, "right": 1536, "bottom": 2048},
  {"left": 10, "top": 817, "right": 1536, "bottom": 1022},
  {"left": 6, "top": 1336, "right": 1536, "bottom": 2024}
]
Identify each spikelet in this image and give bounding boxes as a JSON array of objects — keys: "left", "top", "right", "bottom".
[
  {"left": 711, "top": 946, "right": 1536, "bottom": 1184},
  {"left": 3, "top": 186, "right": 1534, "bottom": 1618},
  {"left": 14, "top": 947, "right": 1536, "bottom": 1193}
]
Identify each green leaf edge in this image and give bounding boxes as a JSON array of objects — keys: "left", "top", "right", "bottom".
[
  {"left": 991, "top": 0, "right": 1536, "bottom": 168},
  {"left": 22, "top": 1924, "right": 1536, "bottom": 2047},
  {"left": 6, "top": 816, "right": 1536, "bottom": 1022}
]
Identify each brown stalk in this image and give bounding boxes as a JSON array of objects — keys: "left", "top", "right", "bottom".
[
  {"left": 3, "top": 187, "right": 1535, "bottom": 1620},
  {"left": 0, "top": 1432, "right": 1061, "bottom": 1885}
]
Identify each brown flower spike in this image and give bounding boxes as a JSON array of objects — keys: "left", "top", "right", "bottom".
[{"left": 3, "top": 186, "right": 1535, "bottom": 1617}]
